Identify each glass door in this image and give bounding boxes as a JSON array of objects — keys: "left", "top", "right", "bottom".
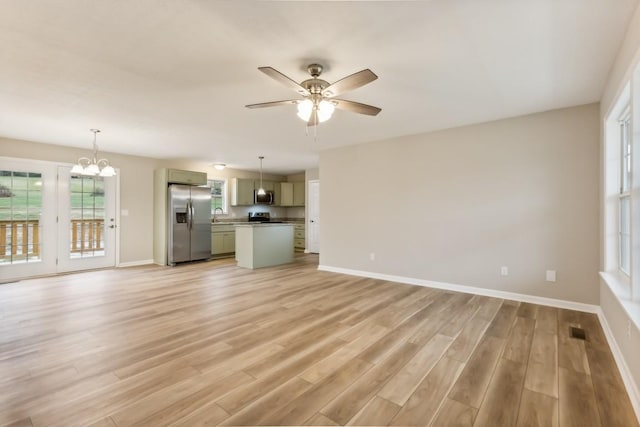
[
  {"left": 56, "top": 166, "right": 117, "bottom": 272},
  {"left": 0, "top": 158, "right": 57, "bottom": 281}
]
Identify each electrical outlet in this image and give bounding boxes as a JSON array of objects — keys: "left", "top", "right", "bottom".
[
  {"left": 369, "top": 253, "right": 375, "bottom": 261},
  {"left": 500, "top": 266, "right": 508, "bottom": 276},
  {"left": 546, "top": 270, "right": 556, "bottom": 282}
]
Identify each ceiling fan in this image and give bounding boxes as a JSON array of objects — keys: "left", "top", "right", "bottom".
[{"left": 245, "top": 64, "right": 381, "bottom": 127}]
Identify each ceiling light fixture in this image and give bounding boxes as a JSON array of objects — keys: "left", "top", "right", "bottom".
[
  {"left": 213, "top": 163, "right": 226, "bottom": 170},
  {"left": 257, "top": 156, "right": 266, "bottom": 196},
  {"left": 296, "top": 97, "right": 336, "bottom": 123},
  {"left": 70, "top": 129, "right": 116, "bottom": 177}
]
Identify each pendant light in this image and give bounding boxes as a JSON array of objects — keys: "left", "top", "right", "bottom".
[
  {"left": 257, "top": 156, "right": 266, "bottom": 196},
  {"left": 70, "top": 129, "right": 116, "bottom": 177}
]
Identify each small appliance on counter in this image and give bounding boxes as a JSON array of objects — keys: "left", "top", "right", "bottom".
[{"left": 247, "top": 212, "right": 283, "bottom": 223}]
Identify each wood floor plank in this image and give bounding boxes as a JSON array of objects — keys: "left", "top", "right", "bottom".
[
  {"left": 346, "top": 396, "right": 401, "bottom": 426},
  {"left": 447, "top": 335, "right": 505, "bottom": 408},
  {"left": 473, "top": 358, "right": 527, "bottom": 426},
  {"left": 168, "top": 403, "right": 229, "bottom": 427},
  {"left": 502, "top": 316, "right": 535, "bottom": 364},
  {"left": 377, "top": 333, "right": 453, "bottom": 406},
  {"left": 430, "top": 398, "right": 477, "bottom": 427},
  {"left": 517, "top": 389, "right": 558, "bottom": 427},
  {"left": 485, "top": 302, "right": 518, "bottom": 339},
  {"left": 558, "top": 314, "right": 590, "bottom": 375},
  {"left": 305, "top": 412, "right": 340, "bottom": 426},
  {"left": 585, "top": 346, "right": 639, "bottom": 427},
  {"left": 558, "top": 367, "right": 602, "bottom": 427},
  {"left": 300, "top": 323, "right": 388, "bottom": 384},
  {"left": 524, "top": 329, "right": 558, "bottom": 397},
  {"left": 517, "top": 302, "right": 539, "bottom": 319},
  {"left": 389, "top": 356, "right": 464, "bottom": 426},
  {"left": 474, "top": 296, "right": 503, "bottom": 321},
  {"left": 445, "top": 311, "right": 490, "bottom": 362}
]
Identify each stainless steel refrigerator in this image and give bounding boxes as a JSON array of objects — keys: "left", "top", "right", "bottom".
[{"left": 168, "top": 184, "right": 211, "bottom": 264}]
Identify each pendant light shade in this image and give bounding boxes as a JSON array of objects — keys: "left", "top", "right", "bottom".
[
  {"left": 72, "top": 129, "right": 116, "bottom": 177},
  {"left": 257, "top": 156, "right": 266, "bottom": 195}
]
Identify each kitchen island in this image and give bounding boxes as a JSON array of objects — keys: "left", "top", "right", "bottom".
[{"left": 234, "top": 223, "right": 295, "bottom": 269}]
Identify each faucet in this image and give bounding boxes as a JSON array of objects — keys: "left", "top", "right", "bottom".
[{"left": 213, "top": 207, "right": 223, "bottom": 222}]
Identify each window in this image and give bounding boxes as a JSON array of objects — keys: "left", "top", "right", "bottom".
[
  {"left": 69, "top": 174, "right": 105, "bottom": 258},
  {"left": 208, "top": 179, "right": 227, "bottom": 215},
  {"left": 619, "top": 111, "right": 631, "bottom": 275},
  {"left": 0, "top": 170, "right": 43, "bottom": 264}
]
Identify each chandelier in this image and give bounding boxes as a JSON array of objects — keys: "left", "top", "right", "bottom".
[{"left": 70, "top": 129, "right": 116, "bottom": 177}]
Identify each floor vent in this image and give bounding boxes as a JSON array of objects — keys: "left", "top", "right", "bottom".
[{"left": 570, "top": 326, "right": 587, "bottom": 341}]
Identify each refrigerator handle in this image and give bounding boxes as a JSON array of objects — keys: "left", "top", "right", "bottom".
[
  {"left": 189, "top": 199, "right": 194, "bottom": 231},
  {"left": 186, "top": 199, "right": 192, "bottom": 231}
]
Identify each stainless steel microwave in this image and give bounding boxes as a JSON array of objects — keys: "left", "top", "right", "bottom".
[{"left": 254, "top": 190, "right": 274, "bottom": 205}]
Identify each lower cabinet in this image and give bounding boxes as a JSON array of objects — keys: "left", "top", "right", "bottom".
[
  {"left": 294, "top": 223, "right": 305, "bottom": 252},
  {"left": 211, "top": 224, "right": 236, "bottom": 257}
]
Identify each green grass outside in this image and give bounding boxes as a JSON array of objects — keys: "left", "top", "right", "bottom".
[{"left": 0, "top": 174, "right": 105, "bottom": 221}]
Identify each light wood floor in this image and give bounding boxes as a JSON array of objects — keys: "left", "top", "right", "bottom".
[{"left": 0, "top": 255, "right": 637, "bottom": 426}]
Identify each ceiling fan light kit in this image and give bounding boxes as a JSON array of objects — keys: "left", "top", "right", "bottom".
[{"left": 246, "top": 63, "right": 381, "bottom": 128}]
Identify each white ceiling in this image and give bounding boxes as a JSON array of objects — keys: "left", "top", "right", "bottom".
[{"left": 0, "top": 1, "right": 637, "bottom": 174}]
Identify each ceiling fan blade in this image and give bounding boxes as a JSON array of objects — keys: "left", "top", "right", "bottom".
[
  {"left": 258, "top": 67, "right": 310, "bottom": 96},
  {"left": 245, "top": 100, "right": 299, "bottom": 109},
  {"left": 333, "top": 99, "right": 381, "bottom": 116},
  {"left": 322, "top": 69, "right": 378, "bottom": 98},
  {"left": 307, "top": 109, "right": 318, "bottom": 127}
]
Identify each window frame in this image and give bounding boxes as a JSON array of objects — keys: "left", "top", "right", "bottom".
[
  {"left": 208, "top": 179, "right": 228, "bottom": 216},
  {"left": 619, "top": 109, "right": 631, "bottom": 276}
]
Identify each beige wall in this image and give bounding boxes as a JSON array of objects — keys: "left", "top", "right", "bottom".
[
  {"left": 1, "top": 136, "right": 158, "bottom": 264},
  {"left": 320, "top": 103, "right": 600, "bottom": 304}
]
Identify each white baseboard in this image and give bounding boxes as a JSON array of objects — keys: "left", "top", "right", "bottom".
[
  {"left": 317, "top": 264, "right": 639, "bottom": 422},
  {"left": 596, "top": 307, "right": 640, "bottom": 421},
  {"left": 117, "top": 259, "right": 154, "bottom": 268},
  {"left": 318, "top": 264, "right": 599, "bottom": 312}
]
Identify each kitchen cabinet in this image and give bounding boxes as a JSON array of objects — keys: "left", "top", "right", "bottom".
[
  {"left": 235, "top": 223, "right": 294, "bottom": 269},
  {"left": 279, "top": 182, "right": 294, "bottom": 206},
  {"left": 293, "top": 182, "right": 305, "bottom": 206},
  {"left": 294, "top": 223, "right": 305, "bottom": 252},
  {"left": 230, "top": 178, "right": 254, "bottom": 206},
  {"left": 211, "top": 224, "right": 235, "bottom": 256},
  {"left": 279, "top": 181, "right": 304, "bottom": 206}
]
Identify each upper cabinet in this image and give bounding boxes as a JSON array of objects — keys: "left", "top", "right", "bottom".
[
  {"left": 280, "top": 182, "right": 305, "bottom": 207},
  {"left": 230, "top": 178, "right": 254, "bottom": 206},
  {"left": 280, "top": 182, "right": 294, "bottom": 206},
  {"left": 293, "top": 182, "right": 305, "bottom": 206}
]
